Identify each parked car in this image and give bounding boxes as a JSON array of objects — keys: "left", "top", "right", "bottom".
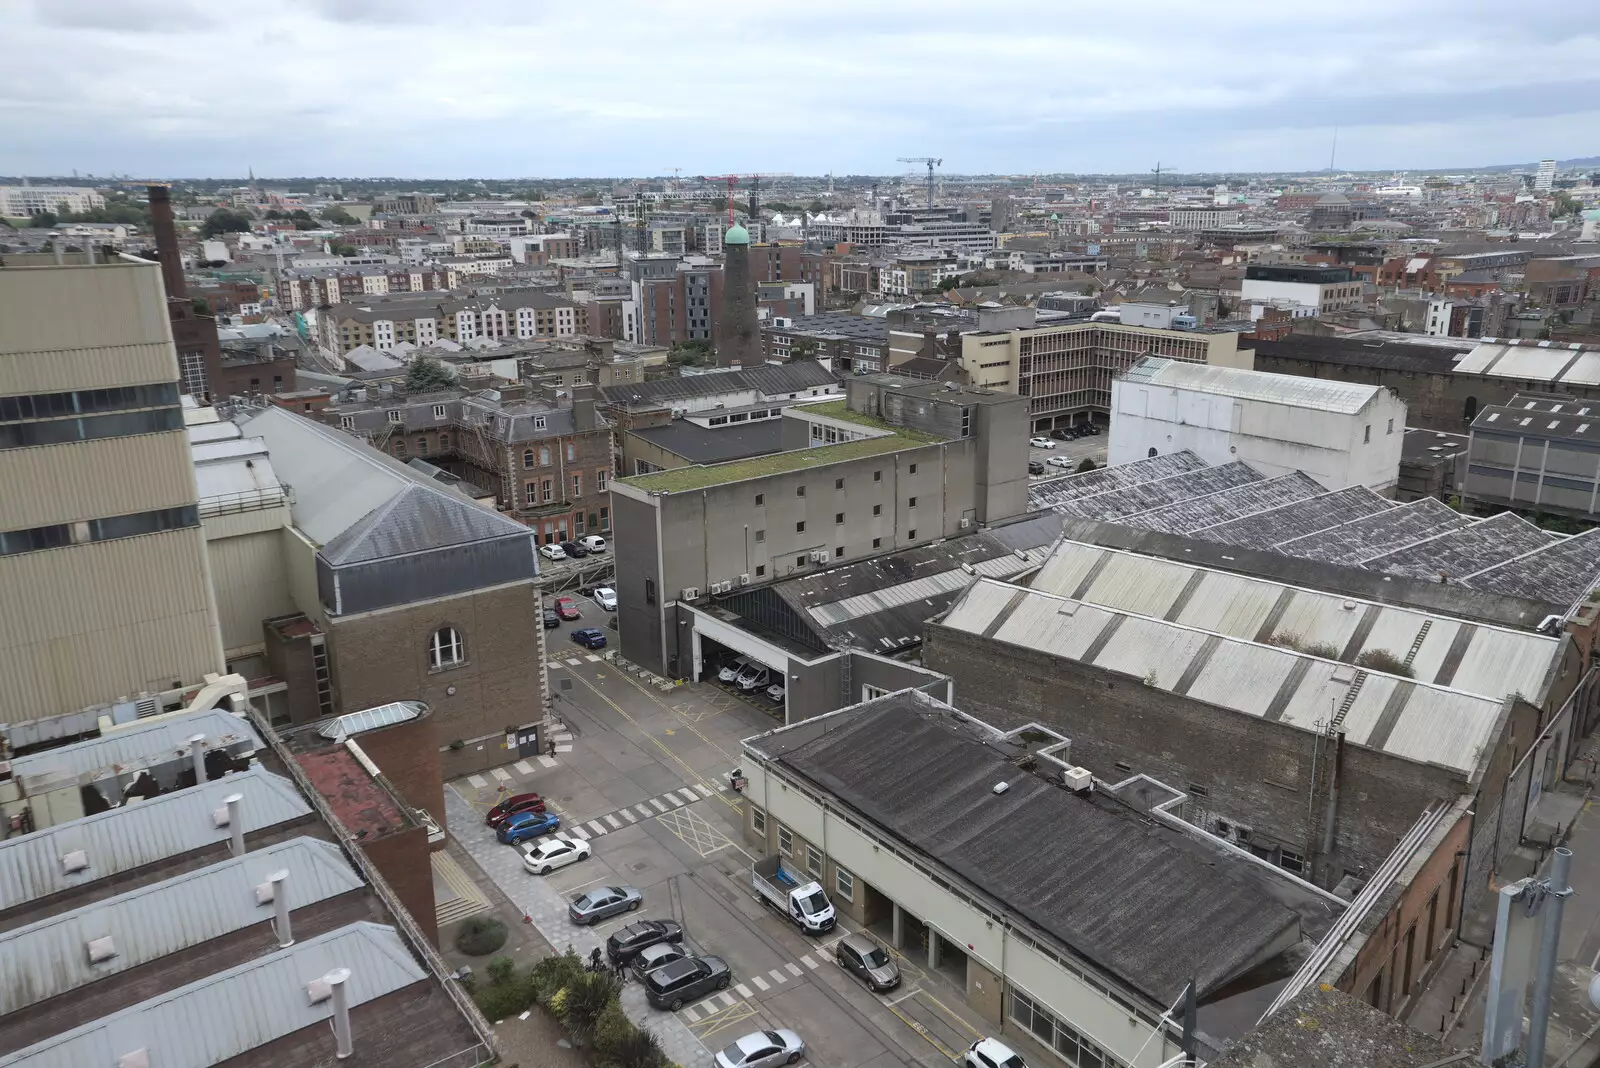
[
  {"left": 643, "top": 954, "right": 731, "bottom": 1011},
  {"left": 1082, "top": 423, "right": 1101, "bottom": 436},
  {"left": 579, "top": 535, "right": 607, "bottom": 553},
  {"left": 1050, "top": 428, "right": 1071, "bottom": 441},
  {"left": 523, "top": 836, "right": 591, "bottom": 874},
  {"left": 835, "top": 932, "right": 900, "bottom": 992},
  {"left": 485, "top": 792, "right": 545, "bottom": 828},
  {"left": 735, "top": 664, "right": 771, "bottom": 692},
  {"left": 716, "top": 1030, "right": 806, "bottom": 1068},
  {"left": 765, "top": 681, "right": 785, "bottom": 704},
  {"left": 496, "top": 810, "right": 560, "bottom": 845},
  {"left": 1027, "top": 460, "right": 1045, "bottom": 476},
  {"left": 571, "top": 627, "right": 607, "bottom": 650},
  {"left": 568, "top": 885, "right": 642, "bottom": 925},
  {"left": 1046, "top": 455, "right": 1074, "bottom": 469},
  {"left": 966, "top": 1038, "right": 1027, "bottom": 1068},
  {"left": 560, "top": 540, "right": 589, "bottom": 558},
  {"left": 718, "top": 656, "right": 751, "bottom": 684},
  {"left": 606, "top": 919, "right": 685, "bottom": 964},
  {"left": 542, "top": 607, "right": 560, "bottom": 629},
  {"left": 630, "top": 941, "right": 689, "bottom": 982},
  {"left": 593, "top": 587, "right": 617, "bottom": 611},
  {"left": 1028, "top": 436, "right": 1054, "bottom": 449},
  {"left": 554, "top": 596, "right": 581, "bottom": 620},
  {"left": 539, "top": 543, "right": 567, "bottom": 561}
]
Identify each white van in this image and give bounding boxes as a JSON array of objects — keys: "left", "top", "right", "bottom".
[{"left": 579, "top": 535, "right": 607, "bottom": 553}]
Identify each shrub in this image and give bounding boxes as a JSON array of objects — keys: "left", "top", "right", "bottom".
[
  {"left": 530, "top": 949, "right": 586, "bottom": 1006},
  {"left": 487, "top": 955, "right": 516, "bottom": 987},
  {"left": 454, "top": 916, "right": 507, "bottom": 956},
  {"left": 1076, "top": 458, "right": 1097, "bottom": 473},
  {"left": 593, "top": 998, "right": 633, "bottom": 1061},
  {"left": 474, "top": 975, "right": 535, "bottom": 1021},
  {"left": 562, "top": 971, "right": 621, "bottom": 1040},
  {"left": 607, "top": 1025, "right": 667, "bottom": 1068},
  {"left": 1354, "top": 648, "right": 1413, "bottom": 678}
]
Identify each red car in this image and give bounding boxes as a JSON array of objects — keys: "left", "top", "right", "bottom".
[
  {"left": 553, "top": 596, "right": 581, "bottom": 621},
  {"left": 486, "top": 792, "right": 546, "bottom": 827}
]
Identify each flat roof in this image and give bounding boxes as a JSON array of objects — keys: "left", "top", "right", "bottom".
[
  {"left": 750, "top": 690, "right": 1302, "bottom": 1005},
  {"left": 1119, "top": 356, "right": 1382, "bottom": 415},
  {"left": 630, "top": 418, "right": 785, "bottom": 464}
]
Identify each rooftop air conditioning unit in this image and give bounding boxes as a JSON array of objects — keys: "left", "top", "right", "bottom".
[
  {"left": 739, "top": 573, "right": 751, "bottom": 586},
  {"left": 811, "top": 550, "right": 829, "bottom": 563},
  {"left": 710, "top": 580, "right": 731, "bottom": 595},
  {"left": 1062, "top": 766, "right": 1093, "bottom": 793},
  {"left": 680, "top": 586, "right": 700, "bottom": 601},
  {"left": 959, "top": 517, "right": 972, "bottom": 529}
]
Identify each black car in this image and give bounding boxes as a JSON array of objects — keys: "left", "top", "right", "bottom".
[
  {"left": 561, "top": 540, "right": 589, "bottom": 558},
  {"left": 1027, "top": 460, "right": 1045, "bottom": 476},
  {"left": 1083, "top": 423, "right": 1101, "bottom": 436},
  {"left": 644, "top": 954, "right": 732, "bottom": 1011},
  {"left": 1050, "top": 428, "right": 1070, "bottom": 441},
  {"left": 542, "top": 608, "right": 560, "bottom": 629},
  {"left": 607, "top": 919, "right": 685, "bottom": 964}
]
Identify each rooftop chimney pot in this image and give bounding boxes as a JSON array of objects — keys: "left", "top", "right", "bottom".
[
  {"left": 326, "top": 967, "right": 354, "bottom": 1059},
  {"left": 224, "top": 792, "right": 245, "bottom": 857}
]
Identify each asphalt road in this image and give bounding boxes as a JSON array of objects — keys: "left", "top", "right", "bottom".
[{"left": 1027, "top": 433, "right": 1109, "bottom": 480}]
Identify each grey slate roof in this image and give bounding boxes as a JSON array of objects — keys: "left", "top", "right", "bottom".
[
  {"left": 0, "top": 923, "right": 425, "bottom": 1068},
  {"left": 0, "top": 768, "right": 312, "bottom": 913},
  {"left": 0, "top": 837, "right": 361, "bottom": 1015},
  {"left": 1461, "top": 525, "right": 1600, "bottom": 606},
  {"left": 598, "top": 362, "right": 838, "bottom": 407},
  {"left": 1124, "top": 472, "right": 1327, "bottom": 535},
  {"left": 1190, "top": 485, "right": 1396, "bottom": 550},
  {"left": 762, "top": 691, "right": 1299, "bottom": 1003},
  {"left": 630, "top": 419, "right": 785, "bottom": 464},
  {"left": 1060, "top": 461, "right": 1264, "bottom": 521},
  {"left": 320, "top": 481, "right": 535, "bottom": 565},
  {"left": 1029, "top": 450, "right": 1208, "bottom": 511},
  {"left": 1274, "top": 497, "right": 1470, "bottom": 565},
  {"left": 8, "top": 709, "right": 260, "bottom": 789},
  {"left": 1362, "top": 510, "right": 1553, "bottom": 581}
]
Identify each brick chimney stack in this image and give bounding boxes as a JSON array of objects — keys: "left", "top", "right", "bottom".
[{"left": 146, "top": 184, "right": 188, "bottom": 300}]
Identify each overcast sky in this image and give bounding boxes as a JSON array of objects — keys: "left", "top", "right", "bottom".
[{"left": 4, "top": 0, "right": 1598, "bottom": 180}]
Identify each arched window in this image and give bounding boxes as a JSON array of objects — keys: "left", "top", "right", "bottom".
[
  {"left": 1464, "top": 396, "right": 1478, "bottom": 423},
  {"left": 429, "top": 626, "right": 464, "bottom": 670},
  {"left": 1147, "top": 447, "right": 1158, "bottom": 458},
  {"left": 523, "top": 448, "right": 535, "bottom": 467}
]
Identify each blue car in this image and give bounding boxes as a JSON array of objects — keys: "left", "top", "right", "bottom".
[
  {"left": 497, "top": 809, "right": 560, "bottom": 845},
  {"left": 571, "top": 627, "right": 607, "bottom": 650}
]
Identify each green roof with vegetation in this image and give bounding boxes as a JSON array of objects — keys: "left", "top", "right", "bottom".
[{"left": 619, "top": 408, "right": 943, "bottom": 493}]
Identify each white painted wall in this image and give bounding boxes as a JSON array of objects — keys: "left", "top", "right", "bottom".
[
  {"left": 1108, "top": 379, "right": 1406, "bottom": 492},
  {"left": 1238, "top": 278, "right": 1321, "bottom": 311}
]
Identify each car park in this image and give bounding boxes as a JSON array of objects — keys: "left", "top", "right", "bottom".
[
  {"left": 554, "top": 596, "right": 581, "bottom": 620},
  {"left": 718, "top": 656, "right": 751, "bottom": 684},
  {"left": 1050, "top": 428, "right": 1071, "bottom": 441},
  {"left": 835, "top": 932, "right": 900, "bottom": 991},
  {"left": 523, "top": 837, "right": 591, "bottom": 874},
  {"left": 539, "top": 543, "right": 567, "bottom": 561},
  {"left": 542, "top": 608, "right": 560, "bottom": 629},
  {"left": 579, "top": 535, "right": 607, "bottom": 553},
  {"left": 593, "top": 587, "right": 617, "bottom": 611},
  {"left": 735, "top": 664, "right": 771, "bottom": 692},
  {"left": 715, "top": 1030, "right": 806, "bottom": 1068},
  {"left": 1046, "top": 455, "right": 1074, "bottom": 469},
  {"left": 560, "top": 540, "right": 588, "bottom": 558},
  {"left": 571, "top": 627, "right": 607, "bottom": 649},
  {"left": 643, "top": 954, "right": 731, "bottom": 1011},
  {"left": 966, "top": 1038, "right": 1027, "bottom": 1068},
  {"left": 568, "top": 885, "right": 642, "bottom": 925},
  {"left": 606, "top": 920, "right": 685, "bottom": 964},
  {"left": 1028, "top": 436, "right": 1054, "bottom": 449},
  {"left": 485, "top": 792, "right": 545, "bottom": 828},
  {"left": 630, "top": 941, "right": 690, "bottom": 982},
  {"left": 765, "top": 681, "right": 785, "bottom": 704},
  {"left": 1027, "top": 460, "right": 1045, "bottom": 475},
  {"left": 496, "top": 809, "right": 560, "bottom": 845}
]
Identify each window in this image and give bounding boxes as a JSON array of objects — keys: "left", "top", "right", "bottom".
[
  {"left": 339, "top": 415, "right": 354, "bottom": 430},
  {"left": 755, "top": 565, "right": 765, "bottom": 577},
  {"left": 755, "top": 493, "right": 764, "bottom": 506},
  {"left": 796, "top": 521, "right": 806, "bottom": 533},
  {"left": 596, "top": 469, "right": 608, "bottom": 492},
  {"left": 600, "top": 507, "right": 610, "bottom": 531},
  {"left": 1188, "top": 782, "right": 1209, "bottom": 797},
  {"left": 523, "top": 448, "right": 535, "bottom": 466},
  {"left": 542, "top": 479, "right": 553, "bottom": 503},
  {"left": 386, "top": 410, "right": 402, "bottom": 424},
  {"left": 908, "top": 496, "right": 918, "bottom": 508},
  {"left": 796, "top": 555, "right": 807, "bottom": 567},
  {"left": 1279, "top": 848, "right": 1306, "bottom": 875},
  {"left": 534, "top": 415, "right": 547, "bottom": 430},
  {"left": 755, "top": 529, "right": 765, "bottom": 543},
  {"left": 873, "top": 537, "right": 881, "bottom": 548},
  {"left": 873, "top": 470, "right": 882, "bottom": 482},
  {"left": 1010, "top": 989, "right": 1112, "bottom": 1068},
  {"left": 432, "top": 404, "right": 447, "bottom": 419},
  {"left": 540, "top": 446, "right": 551, "bottom": 465},
  {"left": 1387, "top": 418, "right": 1394, "bottom": 435},
  {"left": 566, "top": 442, "right": 576, "bottom": 462},
  {"left": 1364, "top": 424, "right": 1371, "bottom": 444},
  {"left": 750, "top": 805, "right": 766, "bottom": 835},
  {"left": 873, "top": 504, "right": 882, "bottom": 516},
  {"left": 834, "top": 546, "right": 844, "bottom": 558},
  {"left": 777, "top": 825, "right": 793, "bottom": 855},
  {"left": 571, "top": 473, "right": 582, "bottom": 498},
  {"left": 835, "top": 478, "right": 844, "bottom": 490},
  {"left": 908, "top": 529, "right": 917, "bottom": 539},
  {"left": 525, "top": 481, "right": 537, "bottom": 503},
  {"left": 428, "top": 626, "right": 464, "bottom": 670},
  {"left": 394, "top": 438, "right": 407, "bottom": 456},
  {"left": 835, "top": 867, "right": 854, "bottom": 900},
  {"left": 796, "top": 485, "right": 806, "bottom": 497},
  {"left": 645, "top": 578, "right": 656, "bottom": 606},
  {"left": 806, "top": 846, "right": 823, "bottom": 877},
  {"left": 1147, "top": 447, "right": 1158, "bottom": 458},
  {"left": 835, "top": 512, "right": 845, "bottom": 524},
  {"left": 439, "top": 433, "right": 450, "bottom": 448},
  {"left": 908, "top": 463, "right": 917, "bottom": 475}
]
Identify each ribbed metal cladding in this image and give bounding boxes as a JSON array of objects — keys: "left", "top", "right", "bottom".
[{"left": 0, "top": 430, "right": 196, "bottom": 529}]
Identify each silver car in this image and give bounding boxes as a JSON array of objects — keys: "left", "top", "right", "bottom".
[
  {"left": 630, "top": 940, "right": 688, "bottom": 982},
  {"left": 835, "top": 932, "right": 900, "bottom": 991},
  {"left": 716, "top": 1029, "right": 805, "bottom": 1068},
  {"left": 568, "top": 884, "right": 642, "bottom": 925}
]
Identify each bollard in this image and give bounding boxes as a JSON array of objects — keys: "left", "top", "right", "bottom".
[
  {"left": 1461, "top": 978, "right": 1468, "bottom": 996},
  {"left": 1440, "top": 1014, "right": 1447, "bottom": 1034}
]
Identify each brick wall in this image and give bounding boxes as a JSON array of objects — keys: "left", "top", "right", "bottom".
[
  {"left": 362, "top": 823, "right": 438, "bottom": 947},
  {"left": 354, "top": 712, "right": 446, "bottom": 829},
  {"left": 923, "top": 625, "right": 1467, "bottom": 884},
  {"left": 328, "top": 581, "right": 544, "bottom": 778},
  {"left": 263, "top": 615, "right": 325, "bottom": 725}
]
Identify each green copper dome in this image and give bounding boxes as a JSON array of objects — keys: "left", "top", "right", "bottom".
[{"left": 724, "top": 223, "right": 750, "bottom": 245}]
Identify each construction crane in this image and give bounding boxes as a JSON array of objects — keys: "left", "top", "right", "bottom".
[
  {"left": 745, "top": 173, "right": 792, "bottom": 223},
  {"left": 696, "top": 173, "right": 794, "bottom": 228},
  {"left": 897, "top": 157, "right": 943, "bottom": 208},
  {"left": 1152, "top": 161, "right": 1176, "bottom": 196},
  {"left": 665, "top": 167, "right": 682, "bottom": 192}
]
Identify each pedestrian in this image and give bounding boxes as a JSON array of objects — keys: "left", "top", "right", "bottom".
[{"left": 589, "top": 947, "right": 603, "bottom": 973}]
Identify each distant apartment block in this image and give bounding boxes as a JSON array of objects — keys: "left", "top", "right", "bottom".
[
  {"left": 278, "top": 266, "right": 451, "bottom": 310},
  {"left": 1240, "top": 264, "right": 1365, "bottom": 316},
  {"left": 327, "top": 290, "right": 580, "bottom": 353},
  {"left": 0, "top": 185, "right": 105, "bottom": 217}
]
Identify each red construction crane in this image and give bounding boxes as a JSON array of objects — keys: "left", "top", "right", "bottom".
[{"left": 698, "top": 173, "right": 796, "bottom": 227}]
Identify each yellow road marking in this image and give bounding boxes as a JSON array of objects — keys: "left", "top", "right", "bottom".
[
  {"left": 691, "top": 999, "right": 759, "bottom": 1040},
  {"left": 918, "top": 988, "right": 983, "bottom": 1040},
  {"left": 607, "top": 669, "right": 740, "bottom": 765}
]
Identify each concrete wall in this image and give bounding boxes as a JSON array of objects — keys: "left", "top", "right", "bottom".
[
  {"left": 1465, "top": 429, "right": 1600, "bottom": 518},
  {"left": 613, "top": 491, "right": 665, "bottom": 675},
  {"left": 204, "top": 508, "right": 296, "bottom": 656}
]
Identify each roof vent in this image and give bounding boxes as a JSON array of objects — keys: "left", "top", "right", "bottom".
[
  {"left": 1062, "top": 766, "right": 1094, "bottom": 793},
  {"left": 87, "top": 936, "right": 117, "bottom": 964},
  {"left": 307, "top": 976, "right": 334, "bottom": 1005},
  {"left": 118, "top": 1051, "right": 150, "bottom": 1068},
  {"left": 992, "top": 781, "right": 1010, "bottom": 795},
  {"left": 61, "top": 850, "right": 88, "bottom": 875},
  {"left": 1342, "top": 600, "right": 1357, "bottom": 611}
]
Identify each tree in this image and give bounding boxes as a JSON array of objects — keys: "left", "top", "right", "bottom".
[
  {"left": 1076, "top": 458, "right": 1097, "bottom": 473},
  {"left": 201, "top": 208, "right": 251, "bottom": 237},
  {"left": 321, "top": 205, "right": 357, "bottom": 226},
  {"left": 1552, "top": 191, "right": 1581, "bottom": 217},
  {"left": 790, "top": 337, "right": 821, "bottom": 361},
  {"left": 191, "top": 297, "right": 213, "bottom": 316},
  {"left": 669, "top": 338, "right": 712, "bottom": 367},
  {"left": 28, "top": 210, "right": 57, "bottom": 229},
  {"left": 405, "top": 355, "right": 455, "bottom": 393},
  {"left": 331, "top": 243, "right": 359, "bottom": 257}
]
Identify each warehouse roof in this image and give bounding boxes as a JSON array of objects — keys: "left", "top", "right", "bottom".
[
  {"left": 1119, "top": 356, "right": 1385, "bottom": 415},
  {"left": 1362, "top": 510, "right": 1553, "bottom": 581},
  {"left": 1029, "top": 450, "right": 1209, "bottom": 511},
  {"left": 756, "top": 690, "right": 1302, "bottom": 1005},
  {"left": 1462, "top": 525, "right": 1600, "bottom": 606},
  {"left": 1274, "top": 497, "right": 1470, "bottom": 565},
  {"left": 1190, "top": 485, "right": 1396, "bottom": 550},
  {"left": 629, "top": 418, "right": 785, "bottom": 464},
  {"left": 941, "top": 577, "right": 1511, "bottom": 776},
  {"left": 1453, "top": 339, "right": 1600, "bottom": 387},
  {"left": 1125, "top": 472, "right": 1327, "bottom": 535},
  {"left": 598, "top": 361, "right": 838, "bottom": 408},
  {"left": 1055, "top": 460, "right": 1266, "bottom": 521},
  {"left": 8, "top": 708, "right": 260, "bottom": 789}
]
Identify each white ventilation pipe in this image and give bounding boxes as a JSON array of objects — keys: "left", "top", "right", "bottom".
[
  {"left": 326, "top": 968, "right": 354, "bottom": 1059},
  {"left": 189, "top": 733, "right": 207, "bottom": 785},
  {"left": 269, "top": 869, "right": 292, "bottom": 947},
  {"left": 224, "top": 793, "right": 245, "bottom": 857}
]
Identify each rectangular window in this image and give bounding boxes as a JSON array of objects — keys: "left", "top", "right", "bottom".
[
  {"left": 525, "top": 481, "right": 537, "bottom": 504},
  {"left": 873, "top": 504, "right": 882, "bottom": 516},
  {"left": 540, "top": 446, "right": 551, "bottom": 465},
  {"left": 777, "top": 825, "right": 793, "bottom": 855},
  {"left": 796, "top": 521, "right": 806, "bottom": 533},
  {"left": 597, "top": 469, "right": 608, "bottom": 492},
  {"left": 1364, "top": 425, "right": 1371, "bottom": 443},
  {"left": 523, "top": 448, "right": 536, "bottom": 466},
  {"left": 432, "top": 404, "right": 447, "bottom": 419},
  {"left": 567, "top": 442, "right": 576, "bottom": 461},
  {"left": 1279, "top": 848, "right": 1306, "bottom": 875},
  {"left": 756, "top": 565, "right": 766, "bottom": 576},
  {"left": 873, "top": 537, "right": 881, "bottom": 548},
  {"left": 750, "top": 805, "right": 766, "bottom": 835},
  {"left": 645, "top": 577, "right": 656, "bottom": 606},
  {"left": 386, "top": 409, "right": 402, "bottom": 424},
  {"left": 571, "top": 473, "right": 582, "bottom": 498},
  {"left": 1188, "top": 782, "right": 1209, "bottom": 797},
  {"left": 835, "top": 478, "right": 844, "bottom": 490},
  {"left": 806, "top": 846, "right": 823, "bottom": 877},
  {"left": 755, "top": 493, "right": 764, "bottom": 506},
  {"left": 796, "top": 485, "right": 806, "bottom": 497},
  {"left": 796, "top": 555, "right": 807, "bottom": 567},
  {"left": 835, "top": 867, "right": 854, "bottom": 901},
  {"left": 873, "top": 470, "right": 882, "bottom": 482},
  {"left": 834, "top": 546, "right": 844, "bottom": 558},
  {"left": 339, "top": 415, "right": 354, "bottom": 430},
  {"left": 835, "top": 512, "right": 844, "bottom": 524},
  {"left": 908, "top": 496, "right": 918, "bottom": 508},
  {"left": 909, "top": 463, "right": 918, "bottom": 474},
  {"left": 1387, "top": 418, "right": 1394, "bottom": 434},
  {"left": 600, "top": 507, "right": 610, "bottom": 531},
  {"left": 534, "top": 415, "right": 547, "bottom": 430},
  {"left": 755, "top": 529, "right": 765, "bottom": 543},
  {"left": 908, "top": 529, "right": 917, "bottom": 539},
  {"left": 542, "top": 479, "right": 553, "bottom": 503}
]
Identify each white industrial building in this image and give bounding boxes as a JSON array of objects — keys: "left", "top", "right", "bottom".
[{"left": 1108, "top": 356, "right": 1407, "bottom": 493}]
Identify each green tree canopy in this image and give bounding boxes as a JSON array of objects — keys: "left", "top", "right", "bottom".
[
  {"left": 321, "top": 205, "right": 357, "bottom": 225},
  {"left": 28, "top": 210, "right": 57, "bottom": 229},
  {"left": 789, "top": 337, "right": 821, "bottom": 361},
  {"left": 405, "top": 355, "right": 455, "bottom": 393},
  {"left": 201, "top": 208, "right": 252, "bottom": 237}
]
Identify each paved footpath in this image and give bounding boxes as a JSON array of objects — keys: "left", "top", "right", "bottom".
[{"left": 443, "top": 785, "right": 708, "bottom": 1068}]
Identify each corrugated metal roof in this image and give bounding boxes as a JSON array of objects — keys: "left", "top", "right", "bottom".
[
  {"left": 1118, "top": 356, "right": 1381, "bottom": 414},
  {"left": 0, "top": 837, "right": 362, "bottom": 1015},
  {"left": 0, "top": 768, "right": 312, "bottom": 912},
  {"left": 0, "top": 922, "right": 425, "bottom": 1068},
  {"left": 9, "top": 708, "right": 261, "bottom": 787},
  {"left": 943, "top": 577, "right": 1512, "bottom": 774}
]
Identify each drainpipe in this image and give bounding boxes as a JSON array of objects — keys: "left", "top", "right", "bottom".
[
  {"left": 1321, "top": 731, "right": 1346, "bottom": 871},
  {"left": 225, "top": 793, "right": 245, "bottom": 857}
]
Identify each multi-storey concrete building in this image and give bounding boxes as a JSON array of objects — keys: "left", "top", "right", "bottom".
[
  {"left": 632, "top": 257, "right": 724, "bottom": 348},
  {"left": 1240, "top": 264, "right": 1365, "bottom": 316},
  {"left": 611, "top": 375, "right": 1028, "bottom": 678},
  {"left": 1168, "top": 207, "right": 1242, "bottom": 230},
  {"left": 1462, "top": 392, "right": 1600, "bottom": 522},
  {"left": 0, "top": 252, "right": 225, "bottom": 720},
  {"left": 0, "top": 185, "right": 104, "bottom": 217}
]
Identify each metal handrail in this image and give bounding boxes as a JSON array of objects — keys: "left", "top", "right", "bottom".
[{"left": 197, "top": 486, "right": 289, "bottom": 517}]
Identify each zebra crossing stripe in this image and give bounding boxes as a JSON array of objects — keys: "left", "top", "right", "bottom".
[
  {"left": 537, "top": 755, "right": 559, "bottom": 768},
  {"left": 605, "top": 814, "right": 623, "bottom": 828},
  {"left": 570, "top": 826, "right": 590, "bottom": 840},
  {"left": 751, "top": 975, "right": 770, "bottom": 991},
  {"left": 785, "top": 962, "right": 802, "bottom": 977},
  {"left": 715, "top": 991, "right": 736, "bottom": 1007},
  {"left": 514, "top": 761, "right": 535, "bottom": 775},
  {"left": 649, "top": 798, "right": 668, "bottom": 813},
  {"left": 491, "top": 768, "right": 512, "bottom": 781},
  {"left": 466, "top": 774, "right": 488, "bottom": 788},
  {"left": 694, "top": 783, "right": 713, "bottom": 797},
  {"left": 735, "top": 983, "right": 753, "bottom": 998},
  {"left": 635, "top": 805, "right": 655, "bottom": 820},
  {"left": 621, "top": 809, "right": 637, "bottom": 822},
  {"left": 681, "top": 1004, "right": 702, "bottom": 1022},
  {"left": 587, "top": 821, "right": 608, "bottom": 836},
  {"left": 801, "top": 955, "right": 819, "bottom": 969},
  {"left": 768, "top": 968, "right": 788, "bottom": 984}
]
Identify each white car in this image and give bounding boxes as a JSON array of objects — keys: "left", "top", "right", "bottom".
[
  {"left": 523, "top": 836, "right": 592, "bottom": 875},
  {"left": 718, "top": 656, "right": 750, "bottom": 684},
  {"left": 593, "top": 587, "right": 617, "bottom": 611},
  {"left": 716, "top": 1030, "right": 805, "bottom": 1068},
  {"left": 1028, "top": 437, "right": 1055, "bottom": 449},
  {"left": 765, "top": 682, "right": 785, "bottom": 704},
  {"left": 578, "top": 535, "right": 607, "bottom": 553},
  {"left": 538, "top": 543, "right": 567, "bottom": 561},
  {"left": 966, "top": 1038, "right": 1027, "bottom": 1068},
  {"left": 1046, "top": 455, "right": 1074, "bottom": 469}
]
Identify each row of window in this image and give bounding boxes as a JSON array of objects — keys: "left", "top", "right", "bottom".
[
  {"left": 0, "top": 505, "right": 199, "bottom": 558},
  {"left": 750, "top": 467, "right": 914, "bottom": 510},
  {"left": 0, "top": 381, "right": 180, "bottom": 424},
  {"left": 523, "top": 442, "right": 578, "bottom": 466},
  {"left": 0, "top": 405, "right": 185, "bottom": 451},
  {"left": 1010, "top": 990, "right": 1116, "bottom": 1068},
  {"left": 523, "top": 470, "right": 607, "bottom": 504},
  {"left": 751, "top": 807, "right": 857, "bottom": 902}
]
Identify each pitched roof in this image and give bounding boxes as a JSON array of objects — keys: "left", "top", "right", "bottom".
[
  {"left": 1119, "top": 356, "right": 1384, "bottom": 415},
  {"left": 320, "top": 482, "right": 533, "bottom": 566},
  {"left": 597, "top": 362, "right": 838, "bottom": 407},
  {"left": 8, "top": 709, "right": 260, "bottom": 789}
]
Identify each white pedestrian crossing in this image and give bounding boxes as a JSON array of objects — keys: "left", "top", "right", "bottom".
[
  {"left": 714, "top": 991, "right": 735, "bottom": 1007},
  {"left": 621, "top": 808, "right": 637, "bottom": 822},
  {"left": 635, "top": 805, "right": 655, "bottom": 820},
  {"left": 491, "top": 768, "right": 512, "bottom": 782},
  {"left": 785, "top": 962, "right": 802, "bottom": 977},
  {"left": 585, "top": 654, "right": 601, "bottom": 662},
  {"left": 537, "top": 755, "right": 559, "bottom": 768},
  {"left": 800, "top": 955, "right": 819, "bottom": 970},
  {"left": 751, "top": 974, "right": 770, "bottom": 992},
  {"left": 694, "top": 783, "right": 713, "bottom": 797},
  {"left": 570, "top": 826, "right": 591, "bottom": 840},
  {"left": 514, "top": 760, "right": 534, "bottom": 775},
  {"left": 553, "top": 732, "right": 574, "bottom": 743},
  {"left": 605, "top": 814, "right": 623, "bottom": 828},
  {"left": 735, "top": 983, "right": 753, "bottom": 999},
  {"left": 565, "top": 658, "right": 582, "bottom": 666},
  {"left": 663, "top": 790, "right": 689, "bottom": 806},
  {"left": 587, "top": 821, "right": 608, "bottom": 836},
  {"left": 649, "top": 798, "right": 668, "bottom": 812},
  {"left": 768, "top": 968, "right": 788, "bottom": 984},
  {"left": 555, "top": 744, "right": 573, "bottom": 753},
  {"left": 466, "top": 774, "right": 488, "bottom": 788},
  {"left": 681, "top": 1004, "right": 702, "bottom": 1022}
]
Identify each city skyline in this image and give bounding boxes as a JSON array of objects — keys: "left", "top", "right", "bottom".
[{"left": 4, "top": 0, "right": 1597, "bottom": 179}]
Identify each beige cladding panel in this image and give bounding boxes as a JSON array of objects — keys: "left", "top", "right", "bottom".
[
  {"left": 0, "top": 431, "right": 199, "bottom": 529},
  {"left": 207, "top": 524, "right": 295, "bottom": 654},
  {"left": 0, "top": 263, "right": 180, "bottom": 392},
  {"left": 0, "top": 528, "right": 222, "bottom": 718},
  {"left": 0, "top": 342, "right": 180, "bottom": 396}
]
